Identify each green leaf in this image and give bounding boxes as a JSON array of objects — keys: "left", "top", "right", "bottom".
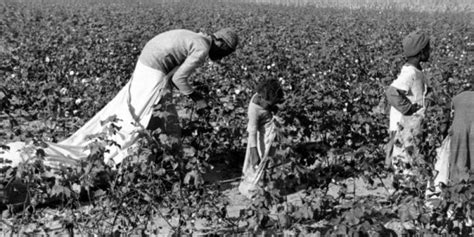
[
  {"left": 51, "top": 184, "right": 64, "bottom": 197},
  {"left": 156, "top": 168, "right": 166, "bottom": 176},
  {"left": 42, "top": 170, "right": 56, "bottom": 178},
  {"left": 93, "top": 189, "right": 106, "bottom": 198}
]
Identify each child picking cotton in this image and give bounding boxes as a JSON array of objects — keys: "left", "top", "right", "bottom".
[{"left": 239, "top": 78, "right": 284, "bottom": 199}]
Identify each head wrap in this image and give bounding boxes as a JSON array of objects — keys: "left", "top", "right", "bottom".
[
  {"left": 213, "top": 28, "right": 239, "bottom": 50},
  {"left": 402, "top": 30, "right": 430, "bottom": 57}
]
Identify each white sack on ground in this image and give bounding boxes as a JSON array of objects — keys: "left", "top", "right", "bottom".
[
  {"left": 433, "top": 135, "right": 450, "bottom": 187},
  {"left": 425, "top": 135, "right": 451, "bottom": 198},
  {"left": 1, "top": 62, "right": 175, "bottom": 169}
]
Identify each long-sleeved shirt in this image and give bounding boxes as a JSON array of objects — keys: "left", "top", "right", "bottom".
[{"left": 138, "top": 29, "right": 212, "bottom": 95}]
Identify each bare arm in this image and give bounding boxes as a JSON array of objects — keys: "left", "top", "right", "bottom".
[
  {"left": 171, "top": 48, "right": 208, "bottom": 95},
  {"left": 386, "top": 86, "right": 419, "bottom": 115}
]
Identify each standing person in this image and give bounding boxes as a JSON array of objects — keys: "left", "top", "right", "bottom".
[
  {"left": 385, "top": 30, "right": 430, "bottom": 170},
  {"left": 448, "top": 88, "right": 474, "bottom": 184},
  {"left": 429, "top": 85, "right": 474, "bottom": 195},
  {"left": 2, "top": 28, "right": 239, "bottom": 168},
  {"left": 239, "top": 78, "right": 284, "bottom": 199}
]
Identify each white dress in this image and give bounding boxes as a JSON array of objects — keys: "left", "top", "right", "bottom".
[{"left": 239, "top": 94, "right": 278, "bottom": 199}]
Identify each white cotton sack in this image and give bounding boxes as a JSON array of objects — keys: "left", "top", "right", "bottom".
[{"left": 434, "top": 135, "right": 450, "bottom": 187}]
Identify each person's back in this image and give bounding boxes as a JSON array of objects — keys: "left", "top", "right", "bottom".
[
  {"left": 449, "top": 90, "right": 474, "bottom": 183},
  {"left": 138, "top": 29, "right": 211, "bottom": 74},
  {"left": 452, "top": 91, "right": 474, "bottom": 125},
  {"left": 0, "top": 28, "right": 238, "bottom": 170}
]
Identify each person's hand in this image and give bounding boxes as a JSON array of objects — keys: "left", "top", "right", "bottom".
[
  {"left": 412, "top": 103, "right": 421, "bottom": 111},
  {"left": 406, "top": 103, "right": 421, "bottom": 115},
  {"left": 260, "top": 112, "right": 273, "bottom": 124}
]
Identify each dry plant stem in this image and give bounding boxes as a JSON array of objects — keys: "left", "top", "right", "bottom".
[
  {"left": 218, "top": 177, "right": 241, "bottom": 184},
  {"left": 110, "top": 191, "right": 134, "bottom": 234},
  {"left": 208, "top": 199, "right": 238, "bottom": 228},
  {"left": 353, "top": 177, "right": 356, "bottom": 198},
  {"left": 374, "top": 171, "right": 391, "bottom": 195},
  {"left": 94, "top": 204, "right": 112, "bottom": 234},
  {"left": 181, "top": 104, "right": 195, "bottom": 145},
  {"left": 71, "top": 214, "right": 85, "bottom": 236},
  {"left": 150, "top": 197, "right": 176, "bottom": 231},
  {"left": 177, "top": 180, "right": 186, "bottom": 232},
  {"left": 22, "top": 182, "right": 32, "bottom": 222}
]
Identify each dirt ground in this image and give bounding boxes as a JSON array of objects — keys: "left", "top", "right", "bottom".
[
  {"left": 0, "top": 158, "right": 393, "bottom": 236},
  {"left": 151, "top": 173, "right": 393, "bottom": 236}
]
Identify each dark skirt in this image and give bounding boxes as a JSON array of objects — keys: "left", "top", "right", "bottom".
[{"left": 448, "top": 91, "right": 474, "bottom": 183}]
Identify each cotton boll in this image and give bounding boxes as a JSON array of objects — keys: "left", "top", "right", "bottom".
[{"left": 60, "top": 88, "right": 68, "bottom": 95}]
